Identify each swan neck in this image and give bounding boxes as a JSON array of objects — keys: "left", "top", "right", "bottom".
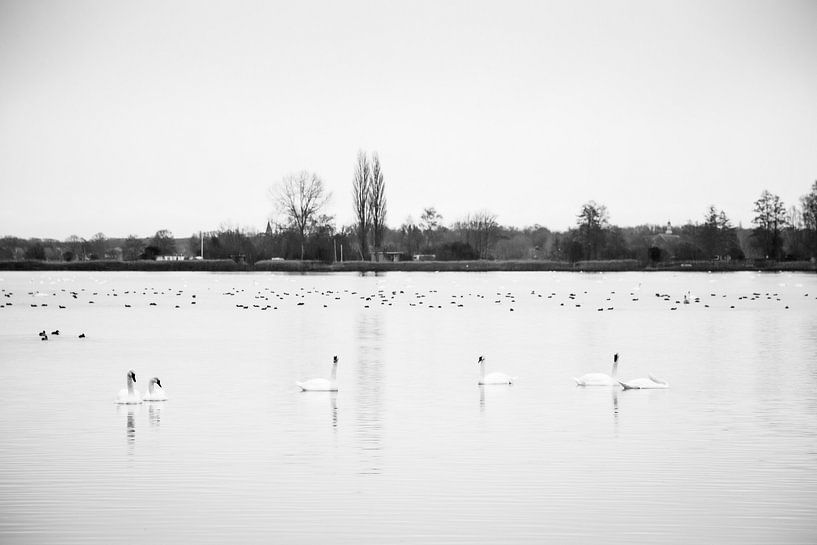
[
  {"left": 479, "top": 362, "right": 486, "bottom": 380},
  {"left": 612, "top": 361, "right": 619, "bottom": 379},
  {"left": 330, "top": 364, "right": 337, "bottom": 382},
  {"left": 127, "top": 378, "right": 135, "bottom": 395}
]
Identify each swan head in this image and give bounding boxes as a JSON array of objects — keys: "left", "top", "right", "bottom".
[
  {"left": 151, "top": 377, "right": 162, "bottom": 388},
  {"left": 332, "top": 355, "right": 338, "bottom": 365},
  {"left": 614, "top": 353, "right": 619, "bottom": 363},
  {"left": 127, "top": 369, "right": 136, "bottom": 383},
  {"left": 477, "top": 355, "right": 485, "bottom": 364}
]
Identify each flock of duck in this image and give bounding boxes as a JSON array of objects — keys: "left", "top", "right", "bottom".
[
  {"left": 114, "top": 351, "right": 665, "bottom": 404},
  {"left": 4, "top": 282, "right": 810, "bottom": 314}
]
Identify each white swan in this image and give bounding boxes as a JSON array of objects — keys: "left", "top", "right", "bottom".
[
  {"left": 619, "top": 374, "right": 669, "bottom": 389},
  {"left": 574, "top": 353, "right": 620, "bottom": 386},
  {"left": 143, "top": 377, "right": 167, "bottom": 401},
  {"left": 296, "top": 356, "right": 339, "bottom": 391},
  {"left": 477, "top": 355, "right": 515, "bottom": 385},
  {"left": 116, "top": 369, "right": 143, "bottom": 404}
]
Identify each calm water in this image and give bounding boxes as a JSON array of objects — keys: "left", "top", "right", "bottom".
[{"left": 1, "top": 270, "right": 816, "bottom": 544}]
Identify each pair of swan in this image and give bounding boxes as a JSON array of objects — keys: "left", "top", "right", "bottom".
[
  {"left": 115, "top": 369, "right": 167, "bottom": 404},
  {"left": 296, "top": 355, "right": 339, "bottom": 391},
  {"left": 574, "top": 354, "right": 669, "bottom": 389}
]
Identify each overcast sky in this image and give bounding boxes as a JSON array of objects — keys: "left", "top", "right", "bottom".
[{"left": 1, "top": 0, "right": 815, "bottom": 240}]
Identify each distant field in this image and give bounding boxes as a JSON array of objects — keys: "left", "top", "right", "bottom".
[{"left": 1, "top": 259, "right": 814, "bottom": 272}]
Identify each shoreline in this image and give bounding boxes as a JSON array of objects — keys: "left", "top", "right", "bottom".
[{"left": 0, "top": 259, "right": 814, "bottom": 273}]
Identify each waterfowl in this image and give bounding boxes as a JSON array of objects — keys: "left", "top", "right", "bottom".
[
  {"left": 619, "top": 374, "right": 669, "bottom": 390},
  {"left": 143, "top": 377, "right": 167, "bottom": 401},
  {"left": 574, "top": 353, "right": 620, "bottom": 386},
  {"left": 116, "top": 369, "right": 143, "bottom": 404},
  {"left": 296, "top": 356, "right": 339, "bottom": 391},
  {"left": 477, "top": 355, "right": 515, "bottom": 385}
]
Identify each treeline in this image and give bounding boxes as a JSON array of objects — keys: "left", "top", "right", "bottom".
[{"left": 2, "top": 177, "right": 816, "bottom": 265}]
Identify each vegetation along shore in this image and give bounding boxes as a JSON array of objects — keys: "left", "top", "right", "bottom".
[
  {"left": 1, "top": 258, "right": 814, "bottom": 273},
  {"left": 2, "top": 154, "right": 815, "bottom": 268}
]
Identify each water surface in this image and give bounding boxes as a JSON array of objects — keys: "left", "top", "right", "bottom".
[{"left": 1, "top": 271, "right": 816, "bottom": 544}]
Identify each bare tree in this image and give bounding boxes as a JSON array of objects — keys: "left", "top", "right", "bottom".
[
  {"left": 400, "top": 216, "right": 423, "bottom": 257},
  {"left": 420, "top": 207, "right": 443, "bottom": 250},
  {"left": 576, "top": 201, "right": 609, "bottom": 260},
  {"left": 752, "top": 189, "right": 787, "bottom": 259},
  {"left": 369, "top": 152, "right": 387, "bottom": 252},
  {"left": 88, "top": 232, "right": 107, "bottom": 260},
  {"left": 455, "top": 210, "right": 497, "bottom": 258},
  {"left": 352, "top": 151, "right": 371, "bottom": 260},
  {"left": 801, "top": 181, "right": 817, "bottom": 257},
  {"left": 65, "top": 235, "right": 87, "bottom": 261},
  {"left": 270, "top": 171, "right": 330, "bottom": 260},
  {"left": 122, "top": 235, "right": 144, "bottom": 261}
]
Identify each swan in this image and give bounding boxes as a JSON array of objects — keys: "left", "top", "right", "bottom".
[
  {"left": 574, "top": 353, "right": 620, "bottom": 386},
  {"left": 143, "top": 377, "right": 167, "bottom": 401},
  {"left": 477, "top": 355, "right": 515, "bottom": 385},
  {"left": 116, "top": 369, "right": 143, "bottom": 404},
  {"left": 296, "top": 356, "right": 339, "bottom": 391},
  {"left": 619, "top": 374, "right": 669, "bottom": 389}
]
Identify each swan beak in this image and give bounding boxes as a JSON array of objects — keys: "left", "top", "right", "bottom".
[
  {"left": 129, "top": 372, "right": 136, "bottom": 382},
  {"left": 155, "top": 379, "right": 162, "bottom": 388}
]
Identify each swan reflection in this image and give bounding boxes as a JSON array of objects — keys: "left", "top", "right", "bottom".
[
  {"left": 330, "top": 391, "right": 338, "bottom": 429},
  {"left": 612, "top": 388, "right": 619, "bottom": 434},
  {"left": 148, "top": 402, "right": 162, "bottom": 427},
  {"left": 117, "top": 404, "right": 139, "bottom": 453}
]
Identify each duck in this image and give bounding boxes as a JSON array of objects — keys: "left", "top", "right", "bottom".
[
  {"left": 477, "top": 355, "right": 515, "bottom": 385},
  {"left": 619, "top": 374, "right": 669, "bottom": 390},
  {"left": 574, "top": 353, "right": 620, "bottom": 386},
  {"left": 296, "top": 356, "right": 339, "bottom": 391},
  {"left": 116, "top": 369, "right": 143, "bottom": 404},
  {"left": 143, "top": 377, "right": 167, "bottom": 401}
]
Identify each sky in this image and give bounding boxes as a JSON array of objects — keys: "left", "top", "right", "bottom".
[{"left": 1, "top": 0, "right": 815, "bottom": 240}]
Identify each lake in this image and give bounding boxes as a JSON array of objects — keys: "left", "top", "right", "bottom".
[{"left": 1, "top": 270, "right": 816, "bottom": 544}]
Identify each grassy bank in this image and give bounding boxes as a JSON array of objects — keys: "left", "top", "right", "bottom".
[
  {"left": 2, "top": 258, "right": 814, "bottom": 272},
  {"left": 0, "top": 259, "right": 247, "bottom": 271}
]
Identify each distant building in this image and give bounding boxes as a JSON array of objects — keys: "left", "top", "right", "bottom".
[
  {"left": 156, "top": 255, "right": 186, "bottom": 261},
  {"left": 650, "top": 221, "right": 681, "bottom": 260},
  {"left": 413, "top": 254, "right": 436, "bottom": 261},
  {"left": 372, "top": 251, "right": 403, "bottom": 262},
  {"left": 265, "top": 221, "right": 273, "bottom": 237}
]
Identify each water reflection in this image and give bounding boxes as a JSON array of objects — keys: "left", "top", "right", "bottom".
[
  {"left": 612, "top": 388, "right": 619, "bottom": 434},
  {"left": 148, "top": 402, "right": 162, "bottom": 427},
  {"left": 477, "top": 384, "right": 512, "bottom": 413},
  {"left": 116, "top": 405, "right": 138, "bottom": 454},
  {"left": 329, "top": 391, "right": 338, "bottom": 429},
  {"left": 355, "top": 310, "right": 384, "bottom": 475}
]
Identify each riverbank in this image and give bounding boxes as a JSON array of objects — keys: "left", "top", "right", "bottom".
[{"left": 1, "top": 259, "right": 815, "bottom": 272}]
